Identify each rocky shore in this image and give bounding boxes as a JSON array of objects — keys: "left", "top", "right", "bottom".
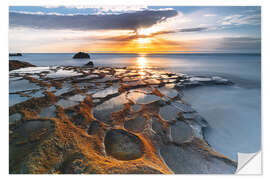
[
  {"left": 9, "top": 62, "right": 237, "bottom": 174},
  {"left": 9, "top": 60, "right": 36, "bottom": 71}
]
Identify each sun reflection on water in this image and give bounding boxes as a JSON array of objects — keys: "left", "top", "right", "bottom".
[
  {"left": 136, "top": 56, "right": 148, "bottom": 77},
  {"left": 136, "top": 56, "right": 147, "bottom": 78},
  {"left": 137, "top": 56, "right": 147, "bottom": 69}
]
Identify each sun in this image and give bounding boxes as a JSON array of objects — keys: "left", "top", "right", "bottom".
[
  {"left": 136, "top": 38, "right": 151, "bottom": 44},
  {"left": 137, "top": 26, "right": 162, "bottom": 36}
]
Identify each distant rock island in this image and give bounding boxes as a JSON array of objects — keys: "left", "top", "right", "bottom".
[
  {"left": 9, "top": 53, "right": 22, "bottom": 56},
  {"left": 9, "top": 60, "right": 35, "bottom": 71},
  {"left": 72, "top": 52, "right": 90, "bottom": 59}
]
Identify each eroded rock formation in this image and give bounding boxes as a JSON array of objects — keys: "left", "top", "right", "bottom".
[
  {"left": 9, "top": 60, "right": 36, "bottom": 71},
  {"left": 9, "top": 65, "right": 236, "bottom": 174}
]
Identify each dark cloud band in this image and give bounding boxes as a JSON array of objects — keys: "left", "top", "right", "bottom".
[
  {"left": 179, "top": 27, "right": 208, "bottom": 32},
  {"left": 9, "top": 10, "right": 178, "bottom": 30}
]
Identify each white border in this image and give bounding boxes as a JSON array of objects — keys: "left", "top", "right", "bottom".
[{"left": 1, "top": 0, "right": 268, "bottom": 180}]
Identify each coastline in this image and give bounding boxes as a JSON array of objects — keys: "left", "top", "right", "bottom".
[{"left": 9, "top": 62, "right": 237, "bottom": 174}]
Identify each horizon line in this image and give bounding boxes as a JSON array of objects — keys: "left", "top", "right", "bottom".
[{"left": 9, "top": 51, "right": 261, "bottom": 54}]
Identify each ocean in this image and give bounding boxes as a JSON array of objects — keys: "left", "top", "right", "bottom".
[{"left": 9, "top": 53, "right": 261, "bottom": 160}]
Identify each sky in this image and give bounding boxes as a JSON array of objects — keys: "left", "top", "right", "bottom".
[{"left": 9, "top": 6, "right": 261, "bottom": 53}]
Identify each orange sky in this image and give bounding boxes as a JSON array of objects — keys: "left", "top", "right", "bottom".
[
  {"left": 75, "top": 38, "right": 191, "bottom": 53},
  {"left": 9, "top": 6, "right": 261, "bottom": 53},
  {"left": 69, "top": 28, "right": 195, "bottom": 53}
]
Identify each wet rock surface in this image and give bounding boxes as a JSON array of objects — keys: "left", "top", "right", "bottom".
[
  {"left": 9, "top": 63, "right": 236, "bottom": 174},
  {"left": 160, "top": 140, "right": 237, "bottom": 174},
  {"left": 171, "top": 121, "right": 194, "bottom": 144},
  {"left": 124, "top": 115, "right": 148, "bottom": 133},
  {"left": 104, "top": 129, "right": 144, "bottom": 160},
  {"left": 9, "top": 60, "right": 36, "bottom": 71}
]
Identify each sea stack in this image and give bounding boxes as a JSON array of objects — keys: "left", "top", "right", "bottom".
[{"left": 72, "top": 52, "right": 90, "bottom": 59}]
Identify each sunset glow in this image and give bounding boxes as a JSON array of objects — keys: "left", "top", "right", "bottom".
[
  {"left": 9, "top": 6, "right": 261, "bottom": 53},
  {"left": 137, "top": 26, "right": 163, "bottom": 36},
  {"left": 8, "top": 5, "right": 262, "bottom": 175},
  {"left": 136, "top": 38, "right": 151, "bottom": 45}
]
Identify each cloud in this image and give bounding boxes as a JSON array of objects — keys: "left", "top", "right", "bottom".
[
  {"left": 9, "top": 9, "right": 178, "bottom": 31},
  {"left": 218, "top": 14, "right": 261, "bottom": 26},
  {"left": 80, "top": 27, "right": 208, "bottom": 42},
  {"left": 87, "top": 5, "right": 148, "bottom": 15},
  {"left": 218, "top": 37, "right": 261, "bottom": 51},
  {"left": 44, "top": 5, "right": 149, "bottom": 15},
  {"left": 204, "top": 14, "right": 216, "bottom": 17},
  {"left": 168, "top": 36, "right": 261, "bottom": 53},
  {"left": 178, "top": 27, "right": 208, "bottom": 32},
  {"left": 191, "top": 36, "right": 261, "bottom": 52},
  {"left": 10, "top": 11, "right": 64, "bottom": 16},
  {"left": 44, "top": 5, "right": 147, "bottom": 12}
]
